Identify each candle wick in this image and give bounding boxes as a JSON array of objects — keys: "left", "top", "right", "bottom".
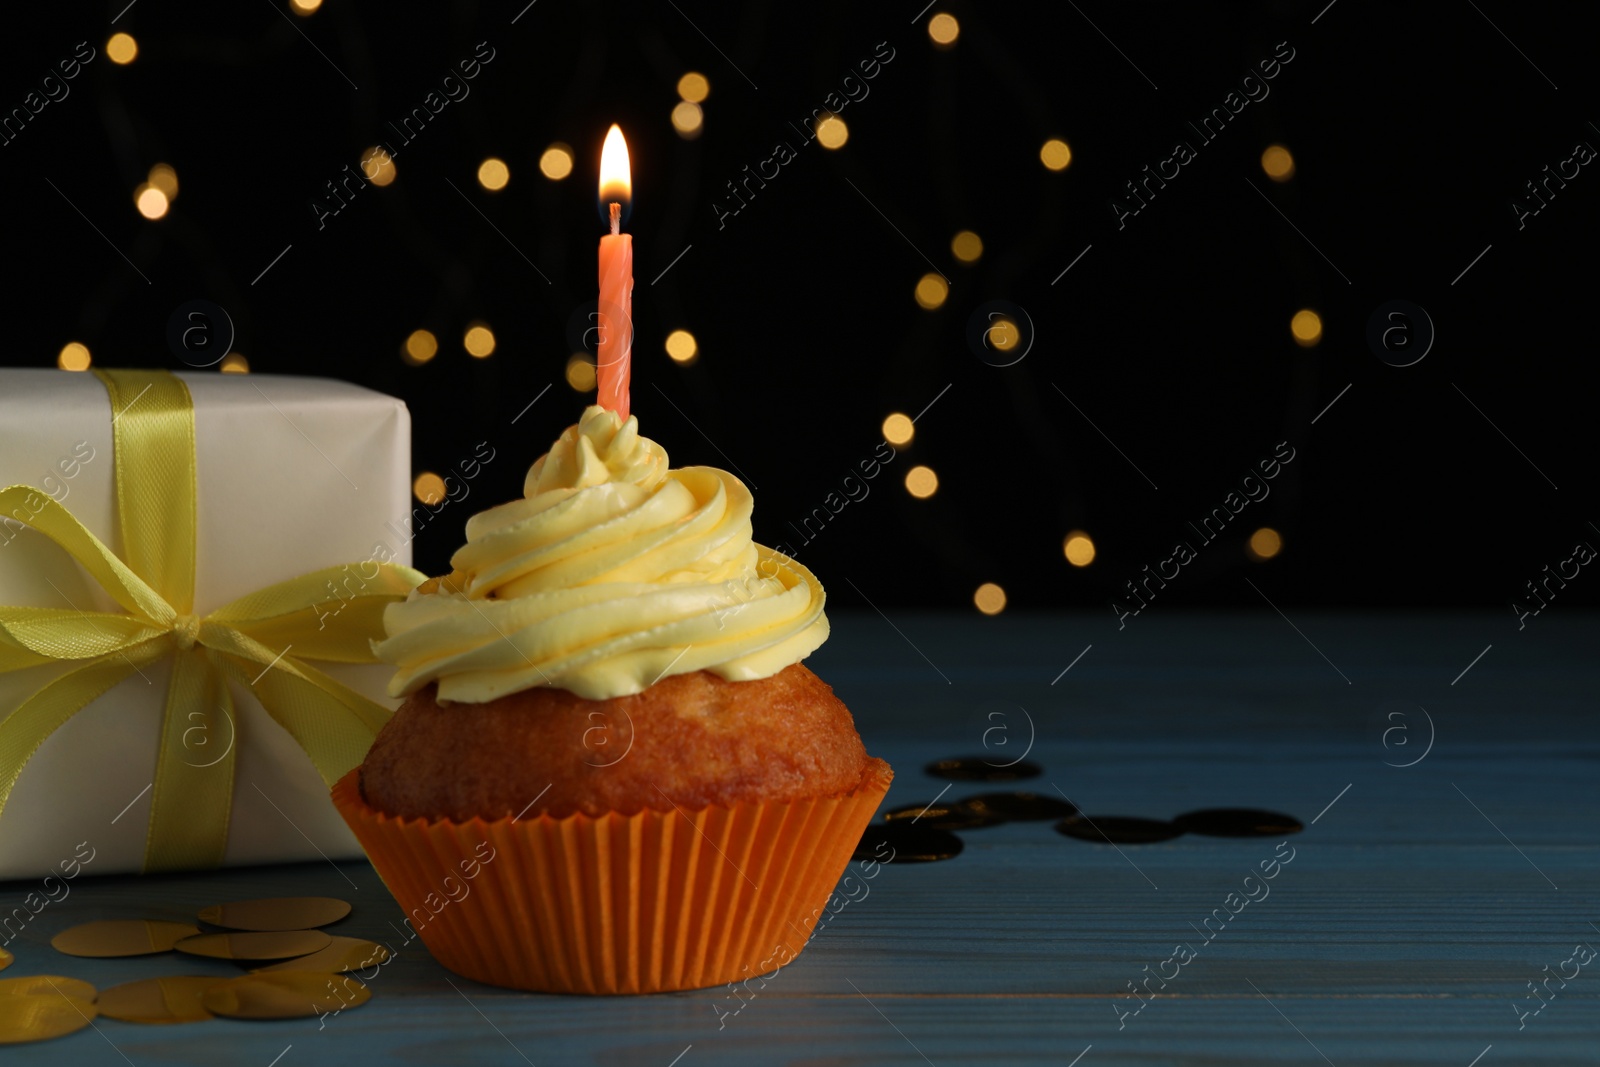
[{"left": 609, "top": 201, "right": 620, "bottom": 236}]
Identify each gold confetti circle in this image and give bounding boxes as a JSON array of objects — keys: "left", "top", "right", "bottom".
[
  {"left": 203, "top": 971, "right": 370, "bottom": 1020},
  {"left": 0, "top": 947, "right": 11, "bottom": 972},
  {"left": 0, "top": 976, "right": 96, "bottom": 1001},
  {"left": 198, "top": 896, "right": 352, "bottom": 932},
  {"left": 253, "top": 936, "right": 390, "bottom": 975},
  {"left": 175, "top": 929, "right": 332, "bottom": 961},
  {"left": 51, "top": 920, "right": 200, "bottom": 958},
  {"left": 96, "top": 976, "right": 225, "bottom": 1024},
  {"left": 0, "top": 994, "right": 95, "bottom": 1045}
]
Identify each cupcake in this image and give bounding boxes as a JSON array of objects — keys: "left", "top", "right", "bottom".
[{"left": 333, "top": 405, "right": 892, "bottom": 994}]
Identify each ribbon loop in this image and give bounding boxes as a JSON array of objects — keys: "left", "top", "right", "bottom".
[{"left": 0, "top": 606, "right": 166, "bottom": 668}]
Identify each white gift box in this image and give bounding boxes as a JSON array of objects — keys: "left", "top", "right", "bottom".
[{"left": 0, "top": 370, "right": 412, "bottom": 880}]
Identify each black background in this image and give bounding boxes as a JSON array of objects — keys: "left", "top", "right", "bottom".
[{"left": 1, "top": 1, "right": 1593, "bottom": 614}]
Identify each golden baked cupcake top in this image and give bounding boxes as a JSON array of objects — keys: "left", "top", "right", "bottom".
[{"left": 375, "top": 405, "right": 828, "bottom": 703}]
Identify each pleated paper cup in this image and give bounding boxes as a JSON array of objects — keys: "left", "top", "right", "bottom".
[{"left": 331, "top": 759, "right": 892, "bottom": 995}]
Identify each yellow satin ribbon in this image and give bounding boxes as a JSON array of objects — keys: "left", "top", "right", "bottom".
[{"left": 0, "top": 369, "right": 423, "bottom": 871}]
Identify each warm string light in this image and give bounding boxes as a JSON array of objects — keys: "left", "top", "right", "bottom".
[
  {"left": 540, "top": 144, "right": 574, "bottom": 180},
  {"left": 134, "top": 185, "right": 168, "bottom": 220},
  {"left": 73, "top": 38, "right": 1309, "bottom": 614},
  {"left": 1063, "top": 531, "right": 1095, "bottom": 567},
  {"left": 412, "top": 472, "right": 446, "bottom": 505},
  {"left": 463, "top": 324, "right": 495, "bottom": 358},
  {"left": 57, "top": 342, "right": 91, "bottom": 372},
  {"left": 1261, "top": 145, "right": 1295, "bottom": 181},
  {"left": 671, "top": 101, "right": 704, "bottom": 138},
  {"left": 106, "top": 33, "right": 137, "bottom": 65},
  {"left": 1290, "top": 309, "right": 1322, "bottom": 347},
  {"left": 673, "top": 73, "right": 709, "bottom": 139},
  {"left": 973, "top": 583, "right": 1006, "bottom": 615},
  {"left": 881, "top": 413, "right": 914, "bottom": 447},
  {"left": 815, "top": 115, "right": 848, "bottom": 149},
  {"left": 664, "top": 330, "right": 698, "bottom": 364},
  {"left": 147, "top": 164, "right": 178, "bottom": 198},
  {"left": 565, "top": 355, "right": 597, "bottom": 392},
  {"left": 905, "top": 465, "right": 939, "bottom": 498},
  {"left": 403, "top": 330, "right": 438, "bottom": 365},
  {"left": 477, "top": 158, "right": 510, "bottom": 191},
  {"left": 1249, "top": 528, "right": 1283, "bottom": 560},
  {"left": 1040, "top": 138, "right": 1072, "bottom": 171},
  {"left": 914, "top": 274, "right": 948, "bottom": 310},
  {"left": 134, "top": 163, "right": 177, "bottom": 219},
  {"left": 677, "top": 73, "right": 709, "bottom": 103},
  {"left": 108, "top": 83, "right": 1299, "bottom": 608},
  {"left": 928, "top": 13, "right": 960, "bottom": 47},
  {"left": 360, "top": 147, "right": 397, "bottom": 186},
  {"left": 987, "top": 317, "right": 1020, "bottom": 351},
  {"left": 951, "top": 231, "right": 983, "bottom": 263}
]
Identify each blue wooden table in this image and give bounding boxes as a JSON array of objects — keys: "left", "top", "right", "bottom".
[{"left": 5, "top": 611, "right": 1596, "bottom": 1066}]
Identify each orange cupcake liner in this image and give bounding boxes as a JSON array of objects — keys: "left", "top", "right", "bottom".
[{"left": 331, "top": 760, "right": 893, "bottom": 995}]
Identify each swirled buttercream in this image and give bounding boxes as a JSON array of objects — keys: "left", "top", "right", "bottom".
[{"left": 376, "top": 405, "right": 828, "bottom": 702}]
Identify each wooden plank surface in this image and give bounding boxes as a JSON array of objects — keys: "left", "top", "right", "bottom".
[{"left": 3, "top": 612, "right": 1596, "bottom": 1066}]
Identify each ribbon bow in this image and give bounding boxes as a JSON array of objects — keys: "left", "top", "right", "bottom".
[{"left": 0, "top": 369, "right": 422, "bottom": 871}]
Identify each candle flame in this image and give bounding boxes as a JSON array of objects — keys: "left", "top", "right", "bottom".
[{"left": 598, "top": 124, "right": 631, "bottom": 209}]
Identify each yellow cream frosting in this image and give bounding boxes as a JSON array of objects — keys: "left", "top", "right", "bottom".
[{"left": 376, "top": 405, "right": 828, "bottom": 702}]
